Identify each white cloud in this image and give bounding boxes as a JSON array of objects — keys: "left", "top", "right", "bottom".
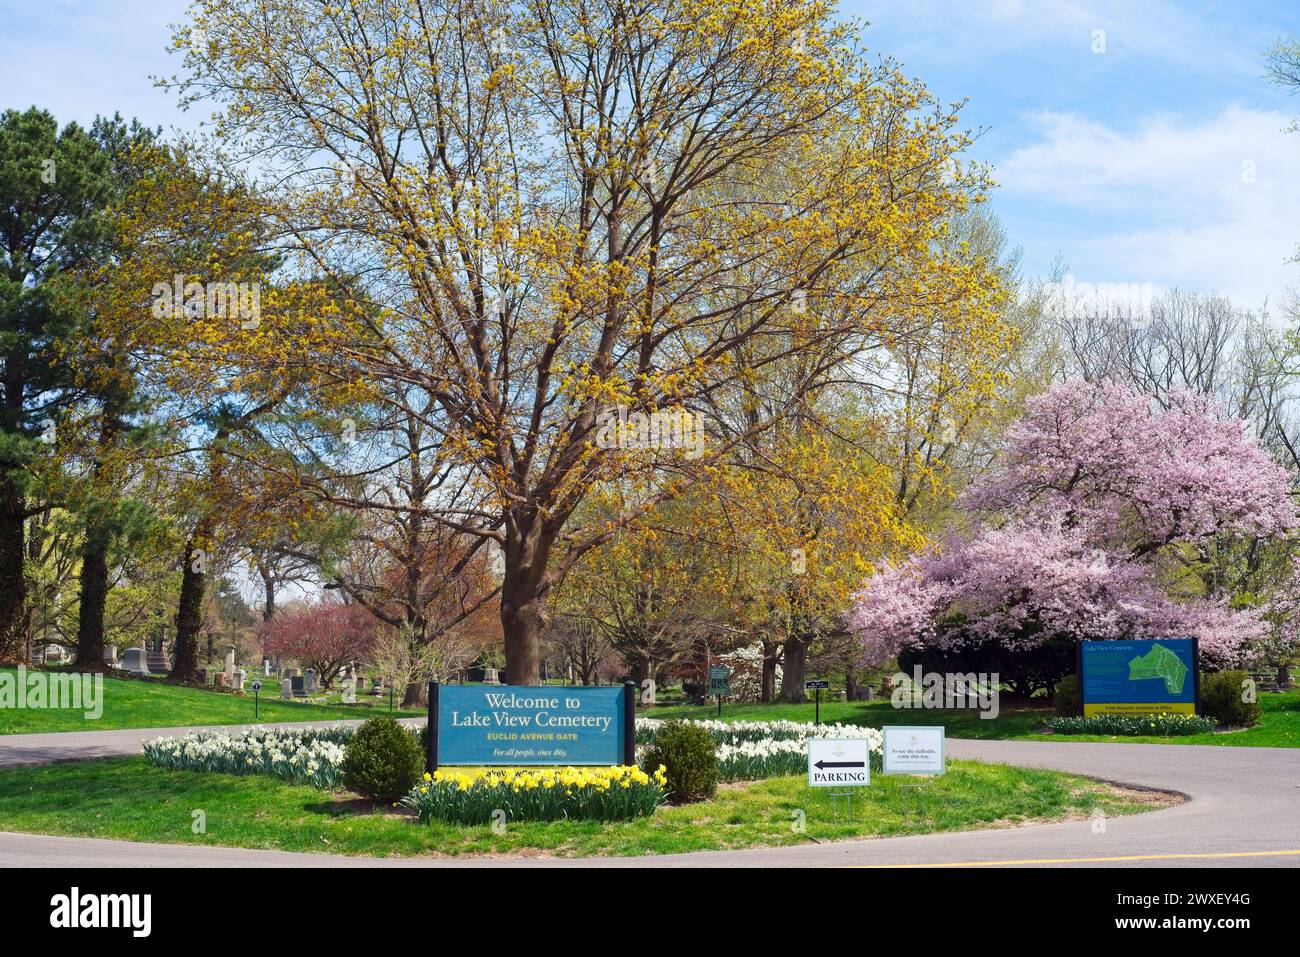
[{"left": 997, "top": 106, "right": 1300, "bottom": 308}]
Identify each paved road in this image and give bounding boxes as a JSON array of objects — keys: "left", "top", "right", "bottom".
[
  {"left": 2, "top": 724, "right": 1298, "bottom": 867},
  {"left": 0, "top": 718, "right": 423, "bottom": 767}
]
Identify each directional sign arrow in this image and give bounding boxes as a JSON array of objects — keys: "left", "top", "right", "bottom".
[{"left": 814, "top": 759, "right": 865, "bottom": 770}]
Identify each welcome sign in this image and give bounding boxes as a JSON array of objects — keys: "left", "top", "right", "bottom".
[
  {"left": 1079, "top": 638, "right": 1199, "bottom": 717},
  {"left": 431, "top": 684, "right": 633, "bottom": 767}
]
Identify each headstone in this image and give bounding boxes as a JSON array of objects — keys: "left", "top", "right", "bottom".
[
  {"left": 304, "top": 669, "right": 318, "bottom": 693},
  {"left": 121, "top": 647, "right": 151, "bottom": 676},
  {"left": 282, "top": 667, "right": 297, "bottom": 679},
  {"left": 103, "top": 646, "right": 119, "bottom": 666},
  {"left": 214, "top": 673, "right": 229, "bottom": 689},
  {"left": 196, "top": 667, "right": 209, "bottom": 685},
  {"left": 232, "top": 669, "right": 246, "bottom": 692},
  {"left": 483, "top": 668, "right": 500, "bottom": 685},
  {"left": 224, "top": 646, "right": 236, "bottom": 683},
  {"left": 263, "top": 659, "right": 271, "bottom": 676},
  {"left": 342, "top": 673, "right": 357, "bottom": 704},
  {"left": 292, "top": 675, "right": 305, "bottom": 698},
  {"left": 280, "top": 678, "right": 292, "bottom": 699}
]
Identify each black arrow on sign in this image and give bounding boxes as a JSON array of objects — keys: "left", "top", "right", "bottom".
[{"left": 814, "top": 760, "right": 865, "bottom": 770}]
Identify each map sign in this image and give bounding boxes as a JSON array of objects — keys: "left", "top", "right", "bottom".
[{"left": 1079, "top": 638, "right": 1198, "bottom": 717}]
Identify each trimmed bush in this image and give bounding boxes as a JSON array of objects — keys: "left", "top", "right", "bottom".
[
  {"left": 640, "top": 719, "right": 718, "bottom": 803},
  {"left": 340, "top": 717, "right": 424, "bottom": 801},
  {"left": 1200, "top": 670, "right": 1261, "bottom": 727},
  {"left": 1052, "top": 674, "right": 1080, "bottom": 717}
]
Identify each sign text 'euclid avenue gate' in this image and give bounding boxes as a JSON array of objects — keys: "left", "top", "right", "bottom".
[{"left": 426, "top": 682, "right": 636, "bottom": 770}]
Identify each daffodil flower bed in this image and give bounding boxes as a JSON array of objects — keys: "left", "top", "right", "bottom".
[
  {"left": 141, "top": 726, "right": 353, "bottom": 789},
  {"left": 1046, "top": 714, "right": 1215, "bottom": 736},
  {"left": 637, "top": 719, "right": 883, "bottom": 781},
  {"left": 400, "top": 765, "right": 670, "bottom": 824}
]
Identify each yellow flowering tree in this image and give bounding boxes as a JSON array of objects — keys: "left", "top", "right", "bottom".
[{"left": 167, "top": 0, "right": 1008, "bottom": 682}]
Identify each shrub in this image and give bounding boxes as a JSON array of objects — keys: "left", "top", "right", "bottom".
[
  {"left": 640, "top": 720, "right": 718, "bottom": 803},
  {"left": 1200, "top": 670, "right": 1261, "bottom": 727},
  {"left": 340, "top": 717, "right": 424, "bottom": 801},
  {"left": 1052, "top": 674, "right": 1080, "bottom": 717},
  {"left": 1046, "top": 713, "right": 1213, "bottom": 736},
  {"left": 401, "top": 766, "right": 668, "bottom": 825}
]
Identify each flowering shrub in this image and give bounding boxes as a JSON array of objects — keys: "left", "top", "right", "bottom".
[
  {"left": 401, "top": 766, "right": 668, "bottom": 824},
  {"left": 1046, "top": 714, "right": 1214, "bottom": 736},
  {"left": 638, "top": 718, "right": 883, "bottom": 781},
  {"left": 141, "top": 726, "right": 352, "bottom": 789}
]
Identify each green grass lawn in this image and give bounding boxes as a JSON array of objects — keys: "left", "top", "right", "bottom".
[
  {"left": 647, "top": 690, "right": 1300, "bottom": 748},
  {"left": 0, "top": 667, "right": 420, "bottom": 735},
  {"left": 0, "top": 756, "right": 1171, "bottom": 858}
]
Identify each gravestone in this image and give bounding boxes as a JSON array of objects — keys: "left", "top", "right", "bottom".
[
  {"left": 263, "top": 659, "right": 272, "bottom": 676},
  {"left": 342, "top": 673, "right": 357, "bottom": 704},
  {"left": 196, "top": 667, "right": 209, "bottom": 685},
  {"left": 304, "top": 669, "right": 318, "bottom": 693},
  {"left": 102, "top": 646, "right": 119, "bottom": 666},
  {"left": 291, "top": 675, "right": 305, "bottom": 698},
  {"left": 280, "top": 678, "right": 292, "bottom": 699},
  {"left": 224, "top": 646, "right": 236, "bottom": 684},
  {"left": 232, "top": 669, "right": 246, "bottom": 692},
  {"left": 121, "top": 647, "right": 151, "bottom": 676},
  {"left": 214, "top": 673, "right": 229, "bottom": 689}
]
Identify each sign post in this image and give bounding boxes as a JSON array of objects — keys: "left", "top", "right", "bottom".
[
  {"left": 883, "top": 725, "right": 945, "bottom": 819},
  {"left": 708, "top": 666, "right": 731, "bottom": 717},
  {"left": 808, "top": 737, "right": 869, "bottom": 821},
  {"left": 805, "top": 679, "right": 829, "bottom": 725},
  {"left": 250, "top": 679, "right": 262, "bottom": 720}
]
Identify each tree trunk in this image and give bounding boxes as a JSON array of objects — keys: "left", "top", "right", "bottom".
[
  {"left": 74, "top": 535, "right": 110, "bottom": 669},
  {"left": 778, "top": 636, "right": 809, "bottom": 703},
  {"left": 1279, "top": 663, "right": 1293, "bottom": 690},
  {"left": 501, "top": 592, "right": 545, "bottom": 685},
  {"left": 402, "top": 681, "right": 427, "bottom": 708},
  {"left": 845, "top": 668, "right": 858, "bottom": 701},
  {"left": 761, "top": 653, "right": 777, "bottom": 703},
  {"left": 172, "top": 541, "right": 206, "bottom": 682},
  {"left": 0, "top": 473, "right": 25, "bottom": 664}
]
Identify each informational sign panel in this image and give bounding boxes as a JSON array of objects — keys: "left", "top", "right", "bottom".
[
  {"left": 882, "top": 726, "right": 946, "bottom": 775},
  {"left": 436, "top": 685, "right": 627, "bottom": 766},
  {"left": 805, "top": 679, "right": 830, "bottom": 691},
  {"left": 1079, "top": 638, "right": 1198, "bottom": 717},
  {"left": 708, "top": 667, "right": 731, "bottom": 696},
  {"left": 807, "top": 738, "right": 870, "bottom": 787}
]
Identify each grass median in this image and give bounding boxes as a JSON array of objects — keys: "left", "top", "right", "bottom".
[{"left": 0, "top": 756, "right": 1174, "bottom": 858}]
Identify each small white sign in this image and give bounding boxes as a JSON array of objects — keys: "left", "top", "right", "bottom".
[
  {"left": 882, "top": 726, "right": 945, "bottom": 775},
  {"left": 807, "top": 738, "right": 870, "bottom": 787}
]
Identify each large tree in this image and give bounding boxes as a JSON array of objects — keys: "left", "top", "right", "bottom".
[
  {"left": 0, "top": 108, "right": 135, "bottom": 662},
  {"left": 170, "top": 0, "right": 1005, "bottom": 682}
]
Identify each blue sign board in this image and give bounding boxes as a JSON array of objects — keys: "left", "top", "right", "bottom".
[
  {"left": 1079, "top": 638, "right": 1198, "bottom": 716},
  {"left": 436, "top": 685, "right": 627, "bottom": 765}
]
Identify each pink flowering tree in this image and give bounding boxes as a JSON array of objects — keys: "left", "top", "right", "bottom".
[
  {"left": 961, "top": 381, "right": 1295, "bottom": 557},
  {"left": 260, "top": 600, "right": 379, "bottom": 689},
  {"left": 852, "top": 381, "right": 1292, "bottom": 696}
]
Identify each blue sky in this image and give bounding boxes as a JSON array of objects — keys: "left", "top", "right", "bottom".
[{"left": 3, "top": 0, "right": 1300, "bottom": 309}]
